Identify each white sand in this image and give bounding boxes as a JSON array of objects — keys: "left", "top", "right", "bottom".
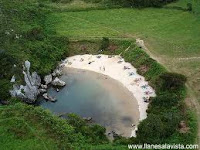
[{"left": 64, "top": 54, "right": 156, "bottom": 137}]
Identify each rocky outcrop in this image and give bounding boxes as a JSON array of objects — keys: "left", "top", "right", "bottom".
[
  {"left": 51, "top": 77, "right": 66, "bottom": 87},
  {"left": 10, "top": 59, "right": 66, "bottom": 103},
  {"left": 44, "top": 74, "right": 52, "bottom": 85},
  {"left": 10, "top": 60, "right": 41, "bottom": 103}
]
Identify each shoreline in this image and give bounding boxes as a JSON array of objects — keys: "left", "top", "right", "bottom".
[
  {"left": 64, "top": 54, "right": 156, "bottom": 137},
  {"left": 63, "top": 67, "right": 140, "bottom": 138}
]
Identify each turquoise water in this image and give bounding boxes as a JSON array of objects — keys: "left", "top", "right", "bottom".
[{"left": 39, "top": 68, "right": 138, "bottom": 136}]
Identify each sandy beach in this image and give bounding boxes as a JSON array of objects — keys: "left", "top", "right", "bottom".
[{"left": 64, "top": 54, "right": 156, "bottom": 137}]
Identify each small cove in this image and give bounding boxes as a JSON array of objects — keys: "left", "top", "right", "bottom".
[{"left": 39, "top": 67, "right": 139, "bottom": 137}]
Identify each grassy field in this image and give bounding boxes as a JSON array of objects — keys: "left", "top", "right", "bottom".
[{"left": 46, "top": 3, "right": 200, "bottom": 100}]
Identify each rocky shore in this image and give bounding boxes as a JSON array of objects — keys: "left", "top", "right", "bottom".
[{"left": 10, "top": 60, "right": 66, "bottom": 103}]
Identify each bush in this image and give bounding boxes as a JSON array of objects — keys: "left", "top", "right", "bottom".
[
  {"left": 0, "top": 79, "right": 12, "bottom": 100},
  {"left": 187, "top": 3, "right": 192, "bottom": 12},
  {"left": 83, "top": 0, "right": 102, "bottom": 3},
  {"left": 160, "top": 110, "right": 182, "bottom": 138},
  {"left": 150, "top": 92, "right": 180, "bottom": 110},
  {"left": 157, "top": 72, "right": 187, "bottom": 92},
  {"left": 0, "top": 50, "right": 17, "bottom": 79},
  {"left": 67, "top": 113, "right": 87, "bottom": 130},
  {"left": 52, "top": 0, "right": 73, "bottom": 3},
  {"left": 26, "top": 26, "right": 45, "bottom": 41},
  {"left": 136, "top": 114, "right": 165, "bottom": 144},
  {"left": 108, "top": 0, "right": 177, "bottom": 8},
  {"left": 99, "top": 37, "right": 110, "bottom": 50}
]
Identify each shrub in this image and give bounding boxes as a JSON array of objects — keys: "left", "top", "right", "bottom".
[
  {"left": 156, "top": 72, "right": 187, "bottom": 92},
  {"left": 108, "top": 0, "right": 177, "bottom": 8},
  {"left": 160, "top": 110, "right": 182, "bottom": 138},
  {"left": 187, "top": 3, "right": 192, "bottom": 12},
  {"left": 52, "top": 0, "right": 73, "bottom": 3},
  {"left": 67, "top": 113, "right": 87, "bottom": 130},
  {"left": 0, "top": 79, "right": 12, "bottom": 100},
  {"left": 26, "top": 26, "right": 45, "bottom": 41},
  {"left": 99, "top": 37, "right": 110, "bottom": 50},
  {"left": 136, "top": 114, "right": 165, "bottom": 144},
  {"left": 150, "top": 92, "right": 180, "bottom": 109},
  {"left": 83, "top": 0, "right": 102, "bottom": 3},
  {"left": 0, "top": 50, "right": 17, "bottom": 79}
]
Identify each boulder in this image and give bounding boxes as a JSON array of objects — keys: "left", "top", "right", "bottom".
[
  {"left": 51, "top": 77, "right": 66, "bottom": 87},
  {"left": 52, "top": 68, "right": 63, "bottom": 77},
  {"left": 39, "top": 89, "right": 47, "bottom": 93},
  {"left": 44, "top": 74, "right": 52, "bottom": 85},
  {"left": 136, "top": 38, "right": 146, "bottom": 49},
  {"left": 10, "top": 75, "right": 16, "bottom": 83},
  {"left": 43, "top": 93, "right": 49, "bottom": 100},
  {"left": 83, "top": 117, "right": 92, "bottom": 122}
]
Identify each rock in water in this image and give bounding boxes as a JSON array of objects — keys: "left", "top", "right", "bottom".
[
  {"left": 43, "top": 93, "right": 49, "bottom": 100},
  {"left": 41, "top": 84, "right": 47, "bottom": 89},
  {"left": 10, "top": 60, "right": 41, "bottom": 103},
  {"left": 51, "top": 77, "right": 66, "bottom": 87},
  {"left": 39, "top": 88, "right": 47, "bottom": 93},
  {"left": 44, "top": 74, "right": 52, "bottom": 85},
  {"left": 43, "top": 93, "right": 57, "bottom": 102}
]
